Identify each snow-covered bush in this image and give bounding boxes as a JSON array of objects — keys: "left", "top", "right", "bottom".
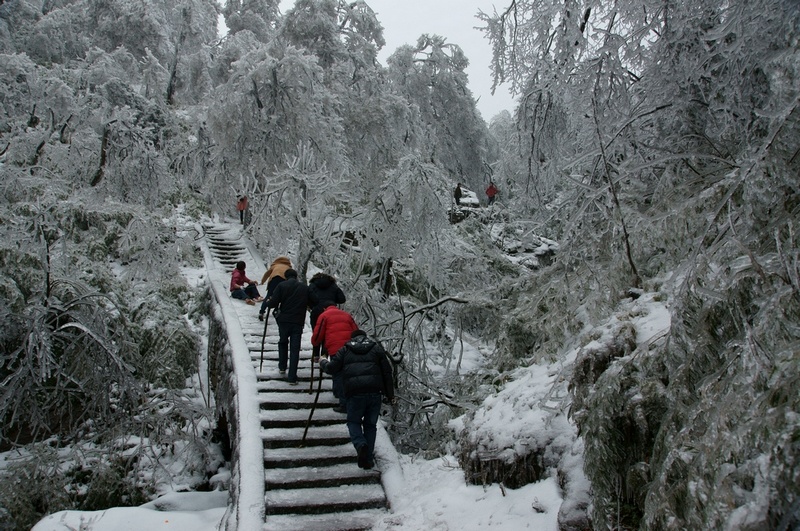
[
  {"left": 642, "top": 258, "right": 800, "bottom": 529},
  {"left": 571, "top": 327, "right": 669, "bottom": 528},
  {"left": 454, "top": 361, "right": 580, "bottom": 506}
]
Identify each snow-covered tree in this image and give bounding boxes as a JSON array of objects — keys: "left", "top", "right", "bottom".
[
  {"left": 386, "top": 35, "right": 489, "bottom": 192},
  {"left": 481, "top": 0, "right": 800, "bottom": 527},
  {"left": 223, "top": 0, "right": 280, "bottom": 43}
]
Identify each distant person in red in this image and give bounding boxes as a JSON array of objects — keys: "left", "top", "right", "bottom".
[
  {"left": 311, "top": 302, "right": 358, "bottom": 412},
  {"left": 485, "top": 182, "right": 499, "bottom": 205},
  {"left": 236, "top": 194, "right": 248, "bottom": 225}
]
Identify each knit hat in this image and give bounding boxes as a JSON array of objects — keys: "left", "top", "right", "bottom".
[
  {"left": 285, "top": 268, "right": 298, "bottom": 278},
  {"left": 351, "top": 329, "right": 366, "bottom": 338}
]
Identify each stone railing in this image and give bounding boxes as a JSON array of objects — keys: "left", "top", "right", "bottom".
[{"left": 203, "top": 253, "right": 265, "bottom": 530}]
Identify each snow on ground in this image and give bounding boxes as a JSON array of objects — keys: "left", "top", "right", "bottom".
[
  {"left": 32, "top": 450, "right": 561, "bottom": 531},
  {"left": 373, "top": 444, "right": 562, "bottom": 531}
]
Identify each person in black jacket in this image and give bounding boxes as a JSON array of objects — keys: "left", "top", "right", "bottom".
[
  {"left": 265, "top": 269, "right": 308, "bottom": 384},
  {"left": 319, "top": 330, "right": 394, "bottom": 469},
  {"left": 307, "top": 272, "right": 346, "bottom": 359}
]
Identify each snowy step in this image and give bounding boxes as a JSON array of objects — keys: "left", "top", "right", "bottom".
[
  {"left": 265, "top": 484, "right": 387, "bottom": 515},
  {"left": 250, "top": 355, "right": 314, "bottom": 365},
  {"left": 265, "top": 463, "right": 380, "bottom": 489},
  {"left": 207, "top": 238, "right": 245, "bottom": 246},
  {"left": 253, "top": 377, "right": 322, "bottom": 391},
  {"left": 265, "top": 443, "right": 357, "bottom": 468},
  {"left": 245, "top": 340, "right": 314, "bottom": 350},
  {"left": 256, "top": 378, "right": 333, "bottom": 392},
  {"left": 209, "top": 250, "right": 245, "bottom": 258},
  {"left": 258, "top": 392, "right": 336, "bottom": 409},
  {"left": 253, "top": 368, "right": 320, "bottom": 382},
  {"left": 243, "top": 330, "right": 283, "bottom": 338},
  {"left": 208, "top": 241, "right": 244, "bottom": 248},
  {"left": 211, "top": 253, "right": 245, "bottom": 262},
  {"left": 261, "top": 425, "right": 351, "bottom": 449},
  {"left": 261, "top": 406, "right": 342, "bottom": 421},
  {"left": 254, "top": 380, "right": 331, "bottom": 395},
  {"left": 209, "top": 248, "right": 245, "bottom": 257},
  {"left": 244, "top": 334, "right": 282, "bottom": 343},
  {"left": 262, "top": 508, "right": 386, "bottom": 531},
  {"left": 261, "top": 407, "right": 345, "bottom": 429}
]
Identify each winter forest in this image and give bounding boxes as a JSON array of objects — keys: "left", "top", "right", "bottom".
[{"left": 1, "top": 0, "right": 799, "bottom": 529}]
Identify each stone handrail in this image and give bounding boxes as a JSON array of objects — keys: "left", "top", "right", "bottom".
[{"left": 201, "top": 243, "right": 265, "bottom": 530}]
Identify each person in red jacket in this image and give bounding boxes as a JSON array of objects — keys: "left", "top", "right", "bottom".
[
  {"left": 236, "top": 194, "right": 248, "bottom": 225},
  {"left": 312, "top": 302, "right": 358, "bottom": 412},
  {"left": 485, "top": 182, "right": 499, "bottom": 205},
  {"left": 230, "top": 261, "right": 262, "bottom": 304}
]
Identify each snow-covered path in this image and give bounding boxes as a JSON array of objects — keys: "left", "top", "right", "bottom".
[{"left": 202, "top": 222, "right": 391, "bottom": 530}]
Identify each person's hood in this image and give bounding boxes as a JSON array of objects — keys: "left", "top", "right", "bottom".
[
  {"left": 271, "top": 256, "right": 292, "bottom": 267},
  {"left": 310, "top": 273, "right": 335, "bottom": 289},
  {"left": 347, "top": 334, "right": 375, "bottom": 355}
]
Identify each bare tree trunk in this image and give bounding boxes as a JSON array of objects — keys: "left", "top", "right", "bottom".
[
  {"left": 591, "top": 94, "right": 641, "bottom": 289},
  {"left": 90, "top": 120, "right": 116, "bottom": 187},
  {"left": 166, "top": 8, "right": 189, "bottom": 105}
]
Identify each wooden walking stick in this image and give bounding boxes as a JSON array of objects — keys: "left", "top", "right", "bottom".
[
  {"left": 308, "top": 349, "right": 315, "bottom": 394},
  {"left": 259, "top": 312, "right": 269, "bottom": 372},
  {"left": 302, "top": 358, "right": 325, "bottom": 443}
]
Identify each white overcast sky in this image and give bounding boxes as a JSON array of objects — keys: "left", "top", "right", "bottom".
[{"left": 278, "top": 0, "right": 517, "bottom": 120}]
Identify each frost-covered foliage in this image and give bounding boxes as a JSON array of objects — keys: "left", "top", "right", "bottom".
[
  {"left": 568, "top": 303, "right": 668, "bottom": 529},
  {"left": 473, "top": 0, "right": 800, "bottom": 527},
  {"left": 642, "top": 253, "right": 800, "bottom": 529},
  {"left": 0, "top": 166, "right": 215, "bottom": 527},
  {"left": 0, "top": 392, "right": 220, "bottom": 531},
  {"left": 3, "top": 0, "right": 498, "bottom": 526}
]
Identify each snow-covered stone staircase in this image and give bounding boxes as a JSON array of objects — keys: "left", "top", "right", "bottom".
[{"left": 201, "top": 223, "right": 389, "bottom": 531}]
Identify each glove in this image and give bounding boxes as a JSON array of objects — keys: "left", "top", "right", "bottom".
[{"left": 258, "top": 313, "right": 264, "bottom": 321}]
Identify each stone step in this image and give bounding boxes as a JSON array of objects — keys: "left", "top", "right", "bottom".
[
  {"left": 262, "top": 508, "right": 386, "bottom": 531},
  {"left": 245, "top": 340, "right": 314, "bottom": 350},
  {"left": 265, "top": 443, "right": 357, "bottom": 468},
  {"left": 265, "top": 463, "right": 379, "bottom": 490},
  {"left": 258, "top": 392, "right": 338, "bottom": 410},
  {"left": 261, "top": 425, "right": 352, "bottom": 449},
  {"left": 256, "top": 378, "right": 333, "bottom": 391},
  {"left": 253, "top": 368, "right": 323, "bottom": 381},
  {"left": 208, "top": 239, "right": 244, "bottom": 245},
  {"left": 209, "top": 248, "right": 245, "bottom": 256},
  {"left": 261, "top": 408, "right": 345, "bottom": 429},
  {"left": 265, "top": 484, "right": 387, "bottom": 516}
]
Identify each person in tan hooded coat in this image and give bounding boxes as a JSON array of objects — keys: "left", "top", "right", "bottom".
[{"left": 259, "top": 256, "right": 293, "bottom": 320}]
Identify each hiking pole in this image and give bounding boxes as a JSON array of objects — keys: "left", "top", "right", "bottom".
[
  {"left": 301, "top": 359, "right": 325, "bottom": 443},
  {"left": 259, "top": 312, "right": 269, "bottom": 372},
  {"left": 308, "top": 349, "right": 315, "bottom": 394}
]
